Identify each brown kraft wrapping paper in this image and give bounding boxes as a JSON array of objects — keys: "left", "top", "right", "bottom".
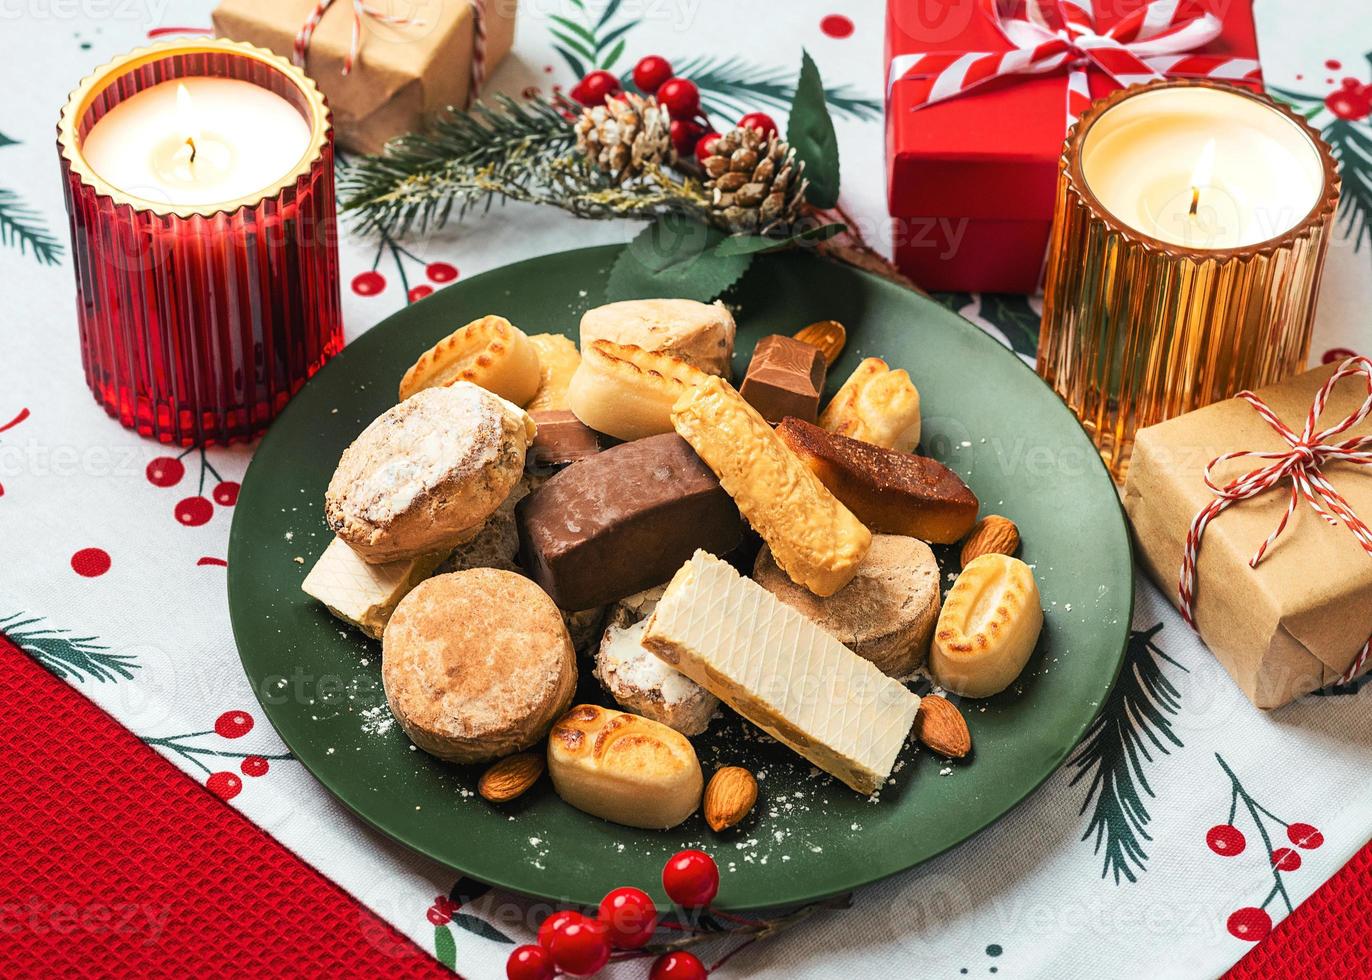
[
  {"left": 212, "top": 0, "right": 517, "bottom": 155},
  {"left": 1124, "top": 362, "right": 1372, "bottom": 709}
]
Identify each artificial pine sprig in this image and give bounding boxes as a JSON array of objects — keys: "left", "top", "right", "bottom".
[
  {"left": 0, "top": 187, "right": 62, "bottom": 266},
  {"left": 338, "top": 94, "right": 581, "bottom": 238}
]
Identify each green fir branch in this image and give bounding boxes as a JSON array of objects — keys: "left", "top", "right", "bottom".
[
  {"left": 552, "top": 0, "right": 638, "bottom": 75},
  {"left": 661, "top": 54, "right": 882, "bottom": 122},
  {"left": 1326, "top": 118, "right": 1372, "bottom": 253},
  {"left": 1068, "top": 623, "right": 1187, "bottom": 884},
  {"left": 1, "top": 612, "right": 137, "bottom": 684},
  {"left": 0, "top": 188, "right": 62, "bottom": 265},
  {"left": 338, "top": 95, "right": 579, "bottom": 238}
]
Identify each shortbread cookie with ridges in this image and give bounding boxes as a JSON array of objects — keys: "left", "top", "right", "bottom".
[
  {"left": 642, "top": 552, "right": 920, "bottom": 795},
  {"left": 548, "top": 704, "right": 703, "bottom": 829},
  {"left": 819, "top": 357, "right": 922, "bottom": 452},
  {"left": 398, "top": 314, "right": 541, "bottom": 406},
  {"left": 383, "top": 569, "right": 577, "bottom": 763},
  {"left": 930, "top": 553, "right": 1042, "bottom": 698},
  {"left": 567, "top": 339, "right": 709, "bottom": 441},
  {"left": 326, "top": 383, "right": 535, "bottom": 563},
  {"left": 526, "top": 333, "right": 581, "bottom": 411},
  {"left": 671, "top": 375, "right": 870, "bottom": 597},
  {"left": 580, "top": 298, "right": 735, "bottom": 376},
  {"left": 302, "top": 537, "right": 450, "bottom": 640}
]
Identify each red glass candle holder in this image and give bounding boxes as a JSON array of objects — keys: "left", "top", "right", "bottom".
[{"left": 57, "top": 38, "right": 343, "bottom": 446}]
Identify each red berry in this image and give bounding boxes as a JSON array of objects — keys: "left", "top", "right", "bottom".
[
  {"left": 657, "top": 77, "right": 700, "bottom": 119},
  {"left": 240, "top": 755, "right": 269, "bottom": 777},
  {"left": 670, "top": 119, "right": 704, "bottom": 159},
  {"left": 1325, "top": 89, "right": 1371, "bottom": 121},
  {"left": 536, "top": 908, "right": 585, "bottom": 949},
  {"left": 633, "top": 55, "right": 674, "bottom": 94},
  {"left": 427, "top": 261, "right": 458, "bottom": 283},
  {"left": 351, "top": 270, "right": 385, "bottom": 296},
  {"left": 507, "top": 944, "right": 555, "bottom": 980},
  {"left": 694, "top": 131, "right": 721, "bottom": 164},
  {"left": 215, "top": 710, "right": 254, "bottom": 739},
  {"left": 1227, "top": 906, "right": 1271, "bottom": 941},
  {"left": 738, "top": 111, "right": 779, "bottom": 138},
  {"left": 1288, "top": 822, "right": 1324, "bottom": 849},
  {"left": 146, "top": 456, "right": 185, "bottom": 487},
  {"left": 1206, "top": 824, "right": 1245, "bottom": 856},
  {"left": 650, "top": 951, "right": 708, "bottom": 980},
  {"left": 662, "top": 849, "right": 719, "bottom": 908},
  {"left": 206, "top": 771, "right": 242, "bottom": 800},
  {"left": 1321, "top": 347, "right": 1357, "bottom": 364},
  {"left": 548, "top": 917, "right": 610, "bottom": 976},
  {"left": 213, "top": 481, "right": 240, "bottom": 506},
  {"left": 576, "top": 69, "right": 620, "bottom": 106},
  {"left": 1271, "top": 847, "right": 1301, "bottom": 871},
  {"left": 598, "top": 886, "right": 657, "bottom": 949},
  {"left": 408, "top": 284, "right": 434, "bottom": 303},
  {"left": 70, "top": 548, "right": 111, "bottom": 578},
  {"left": 821, "top": 14, "right": 855, "bottom": 39},
  {"left": 175, "top": 495, "right": 213, "bottom": 526},
  {"left": 427, "top": 903, "right": 453, "bottom": 926}
]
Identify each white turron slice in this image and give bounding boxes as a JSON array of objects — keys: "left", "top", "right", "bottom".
[
  {"left": 302, "top": 537, "right": 448, "bottom": 640},
  {"left": 642, "top": 551, "right": 921, "bottom": 795}
]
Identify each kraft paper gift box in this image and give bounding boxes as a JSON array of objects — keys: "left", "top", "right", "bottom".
[
  {"left": 213, "top": 0, "right": 516, "bottom": 155},
  {"left": 1124, "top": 362, "right": 1372, "bottom": 708}
]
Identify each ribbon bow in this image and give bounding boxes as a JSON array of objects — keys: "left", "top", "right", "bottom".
[
  {"left": 1179, "top": 356, "right": 1372, "bottom": 685},
  {"left": 887, "top": 0, "right": 1261, "bottom": 124},
  {"left": 294, "top": 0, "right": 487, "bottom": 100}
]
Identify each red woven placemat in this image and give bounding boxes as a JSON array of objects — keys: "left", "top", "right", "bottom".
[
  {"left": 0, "top": 631, "right": 1366, "bottom": 977},
  {"left": 0, "top": 637, "right": 450, "bottom": 978}
]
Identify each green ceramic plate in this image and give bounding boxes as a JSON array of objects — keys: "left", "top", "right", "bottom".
[{"left": 228, "top": 245, "right": 1132, "bottom": 911}]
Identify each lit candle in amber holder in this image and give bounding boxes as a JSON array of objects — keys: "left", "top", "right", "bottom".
[
  {"left": 1038, "top": 79, "right": 1340, "bottom": 481},
  {"left": 57, "top": 38, "right": 342, "bottom": 446}
]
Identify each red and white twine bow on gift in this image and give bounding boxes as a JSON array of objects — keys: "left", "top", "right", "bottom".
[
  {"left": 886, "top": 0, "right": 1261, "bottom": 124},
  {"left": 294, "top": 0, "right": 487, "bottom": 100},
  {"left": 1179, "top": 356, "right": 1372, "bottom": 685}
]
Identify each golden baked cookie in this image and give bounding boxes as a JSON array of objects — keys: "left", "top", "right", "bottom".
[
  {"left": 325, "top": 383, "right": 535, "bottom": 563},
  {"left": 526, "top": 334, "right": 582, "bottom": 411},
  {"left": 567, "top": 340, "right": 708, "bottom": 441},
  {"left": 753, "top": 534, "right": 940, "bottom": 678},
  {"left": 580, "top": 298, "right": 735, "bottom": 376},
  {"left": 398, "top": 314, "right": 541, "bottom": 406},
  {"left": 930, "top": 553, "right": 1042, "bottom": 698},
  {"left": 819, "top": 357, "right": 922, "bottom": 452},
  {"left": 383, "top": 569, "right": 577, "bottom": 763},
  {"left": 547, "top": 704, "right": 703, "bottom": 829}
]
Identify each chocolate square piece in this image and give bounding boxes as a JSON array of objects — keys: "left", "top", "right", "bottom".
[
  {"left": 739, "top": 335, "right": 828, "bottom": 424},
  {"left": 528, "top": 410, "right": 604, "bottom": 472},
  {"left": 516, "top": 433, "right": 745, "bottom": 610}
]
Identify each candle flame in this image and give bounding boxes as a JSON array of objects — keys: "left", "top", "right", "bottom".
[
  {"left": 176, "top": 82, "right": 200, "bottom": 164},
  {"left": 1188, "top": 139, "right": 1216, "bottom": 217}
]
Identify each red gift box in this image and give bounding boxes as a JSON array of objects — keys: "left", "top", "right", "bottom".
[{"left": 885, "top": 0, "right": 1263, "bottom": 294}]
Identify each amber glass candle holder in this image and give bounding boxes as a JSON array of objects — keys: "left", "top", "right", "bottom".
[
  {"left": 57, "top": 39, "right": 343, "bottom": 446},
  {"left": 1038, "top": 79, "right": 1340, "bottom": 481}
]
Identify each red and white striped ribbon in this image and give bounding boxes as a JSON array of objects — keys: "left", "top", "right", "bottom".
[
  {"left": 295, "top": 0, "right": 487, "bottom": 104},
  {"left": 1178, "top": 356, "right": 1372, "bottom": 686},
  {"left": 887, "top": 0, "right": 1262, "bottom": 126}
]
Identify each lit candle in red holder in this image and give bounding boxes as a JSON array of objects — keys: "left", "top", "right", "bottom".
[{"left": 57, "top": 38, "right": 342, "bottom": 445}]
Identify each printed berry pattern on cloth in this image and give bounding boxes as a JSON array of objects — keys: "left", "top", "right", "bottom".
[{"left": 1, "top": 2, "right": 1370, "bottom": 978}]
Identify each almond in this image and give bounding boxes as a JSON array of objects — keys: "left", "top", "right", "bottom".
[
  {"left": 793, "top": 320, "right": 847, "bottom": 367},
  {"left": 960, "top": 515, "right": 1019, "bottom": 567},
  {"left": 914, "top": 695, "right": 972, "bottom": 759},
  {"left": 478, "top": 752, "right": 545, "bottom": 803},
  {"left": 703, "top": 766, "right": 758, "bottom": 832}
]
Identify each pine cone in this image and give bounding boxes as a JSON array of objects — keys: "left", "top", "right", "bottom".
[
  {"left": 702, "top": 126, "right": 810, "bottom": 236},
  {"left": 573, "top": 93, "right": 673, "bottom": 183}
]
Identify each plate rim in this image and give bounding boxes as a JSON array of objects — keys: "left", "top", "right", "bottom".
[{"left": 227, "top": 243, "right": 1134, "bottom": 910}]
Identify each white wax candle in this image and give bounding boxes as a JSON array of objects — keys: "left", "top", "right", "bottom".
[
  {"left": 1081, "top": 86, "right": 1325, "bottom": 250},
  {"left": 81, "top": 77, "right": 311, "bottom": 207}
]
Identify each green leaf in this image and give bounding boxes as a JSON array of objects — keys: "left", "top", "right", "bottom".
[
  {"left": 0, "top": 132, "right": 17, "bottom": 149},
  {"left": 596, "top": 0, "right": 624, "bottom": 29},
  {"left": 597, "top": 20, "right": 635, "bottom": 55},
  {"left": 607, "top": 216, "right": 754, "bottom": 302},
  {"left": 549, "top": 14, "right": 597, "bottom": 46},
  {"left": 433, "top": 926, "right": 456, "bottom": 970},
  {"left": 712, "top": 222, "right": 845, "bottom": 257},
  {"left": 787, "top": 50, "right": 840, "bottom": 208},
  {"left": 451, "top": 912, "right": 515, "bottom": 945},
  {"left": 552, "top": 29, "right": 596, "bottom": 62},
  {"left": 601, "top": 37, "right": 627, "bottom": 70},
  {"left": 555, "top": 46, "right": 587, "bottom": 79}
]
